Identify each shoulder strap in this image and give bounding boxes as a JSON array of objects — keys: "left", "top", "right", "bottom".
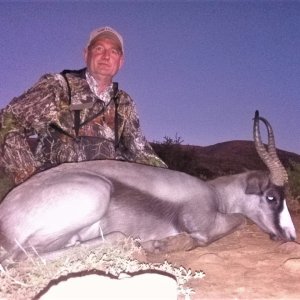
[
  {"left": 112, "top": 82, "right": 120, "bottom": 150},
  {"left": 60, "top": 70, "right": 81, "bottom": 137}
]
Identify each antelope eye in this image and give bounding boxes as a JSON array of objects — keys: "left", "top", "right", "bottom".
[{"left": 267, "top": 196, "right": 275, "bottom": 201}]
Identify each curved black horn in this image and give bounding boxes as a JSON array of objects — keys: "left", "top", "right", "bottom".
[{"left": 253, "top": 110, "right": 288, "bottom": 186}]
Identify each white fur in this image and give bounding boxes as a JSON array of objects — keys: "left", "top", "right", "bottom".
[{"left": 280, "top": 200, "right": 296, "bottom": 239}]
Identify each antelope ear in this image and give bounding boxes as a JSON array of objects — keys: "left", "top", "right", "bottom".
[{"left": 245, "top": 172, "right": 269, "bottom": 195}]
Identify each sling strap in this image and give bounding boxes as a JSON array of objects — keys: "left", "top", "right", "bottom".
[
  {"left": 60, "top": 71, "right": 81, "bottom": 137},
  {"left": 112, "top": 82, "right": 120, "bottom": 150}
]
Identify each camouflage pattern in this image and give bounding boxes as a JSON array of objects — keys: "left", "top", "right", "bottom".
[{"left": 0, "top": 68, "right": 166, "bottom": 199}]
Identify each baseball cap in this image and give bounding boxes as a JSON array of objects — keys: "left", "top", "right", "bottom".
[{"left": 87, "top": 26, "right": 124, "bottom": 54}]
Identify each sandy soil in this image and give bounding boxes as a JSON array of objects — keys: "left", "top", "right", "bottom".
[
  {"left": 1, "top": 214, "right": 299, "bottom": 300},
  {"left": 146, "top": 213, "right": 300, "bottom": 300}
]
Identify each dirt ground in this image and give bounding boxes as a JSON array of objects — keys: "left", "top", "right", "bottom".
[
  {"left": 146, "top": 213, "right": 300, "bottom": 300},
  {"left": 1, "top": 215, "right": 299, "bottom": 300}
]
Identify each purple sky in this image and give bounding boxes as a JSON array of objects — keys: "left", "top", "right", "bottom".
[{"left": 1, "top": 1, "right": 299, "bottom": 154}]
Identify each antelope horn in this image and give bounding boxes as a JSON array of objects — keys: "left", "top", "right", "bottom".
[{"left": 253, "top": 110, "right": 288, "bottom": 186}]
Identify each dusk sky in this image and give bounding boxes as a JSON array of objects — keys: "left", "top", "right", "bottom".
[{"left": 0, "top": 1, "right": 299, "bottom": 154}]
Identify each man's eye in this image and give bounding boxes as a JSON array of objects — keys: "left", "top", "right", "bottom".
[
  {"left": 95, "top": 46, "right": 104, "bottom": 52},
  {"left": 111, "top": 49, "right": 120, "bottom": 55}
]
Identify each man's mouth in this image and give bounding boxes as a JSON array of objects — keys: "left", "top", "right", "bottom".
[{"left": 98, "top": 62, "right": 110, "bottom": 66}]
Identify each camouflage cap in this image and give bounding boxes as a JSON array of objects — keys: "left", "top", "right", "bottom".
[{"left": 87, "top": 26, "right": 124, "bottom": 54}]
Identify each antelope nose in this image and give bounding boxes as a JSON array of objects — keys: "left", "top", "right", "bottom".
[{"left": 284, "top": 228, "right": 297, "bottom": 241}]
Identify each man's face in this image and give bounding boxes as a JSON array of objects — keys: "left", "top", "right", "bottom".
[{"left": 84, "top": 37, "right": 124, "bottom": 80}]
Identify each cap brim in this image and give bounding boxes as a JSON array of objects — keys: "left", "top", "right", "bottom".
[{"left": 88, "top": 32, "right": 123, "bottom": 53}]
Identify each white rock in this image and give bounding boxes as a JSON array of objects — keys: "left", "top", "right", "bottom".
[{"left": 39, "top": 272, "right": 178, "bottom": 299}]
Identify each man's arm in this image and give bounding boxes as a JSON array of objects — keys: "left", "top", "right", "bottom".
[{"left": 0, "top": 73, "right": 67, "bottom": 184}]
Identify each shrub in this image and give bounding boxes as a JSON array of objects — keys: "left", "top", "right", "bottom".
[
  {"left": 152, "top": 135, "right": 208, "bottom": 179},
  {"left": 287, "top": 160, "right": 300, "bottom": 203}
]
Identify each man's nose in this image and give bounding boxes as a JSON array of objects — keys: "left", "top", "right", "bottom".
[{"left": 101, "top": 49, "right": 110, "bottom": 59}]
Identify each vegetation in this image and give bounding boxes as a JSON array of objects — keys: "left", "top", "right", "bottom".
[
  {"left": 152, "top": 134, "right": 210, "bottom": 180},
  {"left": 287, "top": 160, "right": 300, "bottom": 207},
  {"left": 0, "top": 238, "right": 204, "bottom": 299}
]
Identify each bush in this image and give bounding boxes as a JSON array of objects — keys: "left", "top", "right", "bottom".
[
  {"left": 152, "top": 135, "right": 208, "bottom": 180},
  {"left": 287, "top": 160, "right": 300, "bottom": 203}
]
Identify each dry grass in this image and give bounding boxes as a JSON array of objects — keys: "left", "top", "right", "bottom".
[{"left": 0, "top": 238, "right": 205, "bottom": 300}]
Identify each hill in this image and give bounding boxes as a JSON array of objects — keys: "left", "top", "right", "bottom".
[{"left": 151, "top": 140, "right": 300, "bottom": 180}]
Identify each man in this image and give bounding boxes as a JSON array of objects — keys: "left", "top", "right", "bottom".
[{"left": 0, "top": 26, "right": 166, "bottom": 200}]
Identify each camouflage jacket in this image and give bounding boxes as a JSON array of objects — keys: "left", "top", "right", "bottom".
[{"left": 0, "top": 68, "right": 166, "bottom": 185}]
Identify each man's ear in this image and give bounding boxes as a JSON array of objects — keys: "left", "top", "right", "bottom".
[
  {"left": 83, "top": 48, "right": 88, "bottom": 64},
  {"left": 119, "top": 55, "right": 125, "bottom": 70}
]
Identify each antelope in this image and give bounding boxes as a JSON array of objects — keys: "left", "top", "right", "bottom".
[{"left": 0, "top": 111, "right": 297, "bottom": 263}]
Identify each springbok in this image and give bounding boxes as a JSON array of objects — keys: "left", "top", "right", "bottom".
[{"left": 0, "top": 111, "right": 297, "bottom": 263}]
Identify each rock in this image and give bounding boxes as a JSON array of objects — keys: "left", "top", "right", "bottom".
[
  {"left": 198, "top": 253, "right": 223, "bottom": 263},
  {"left": 38, "top": 272, "right": 178, "bottom": 299},
  {"left": 276, "top": 242, "right": 300, "bottom": 255},
  {"left": 282, "top": 258, "right": 300, "bottom": 272}
]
